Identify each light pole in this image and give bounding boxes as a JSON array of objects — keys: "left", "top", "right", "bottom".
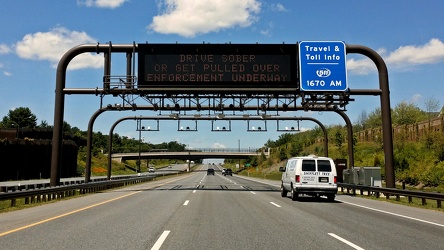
[
  {"left": 137, "top": 119, "right": 144, "bottom": 173},
  {"left": 238, "top": 139, "right": 241, "bottom": 169}
]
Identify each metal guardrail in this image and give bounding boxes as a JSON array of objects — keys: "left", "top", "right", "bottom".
[
  {"left": 338, "top": 183, "right": 444, "bottom": 208},
  {"left": 0, "top": 173, "right": 179, "bottom": 207}
]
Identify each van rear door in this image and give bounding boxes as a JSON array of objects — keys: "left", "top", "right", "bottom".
[
  {"left": 300, "top": 159, "right": 334, "bottom": 188},
  {"left": 316, "top": 159, "right": 334, "bottom": 187},
  {"left": 300, "top": 159, "right": 317, "bottom": 188}
]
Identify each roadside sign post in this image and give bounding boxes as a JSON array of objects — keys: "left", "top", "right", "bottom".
[{"left": 299, "top": 41, "right": 348, "bottom": 91}]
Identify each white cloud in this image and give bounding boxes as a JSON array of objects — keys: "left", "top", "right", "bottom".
[
  {"left": 0, "top": 63, "right": 12, "bottom": 76},
  {"left": 410, "top": 94, "right": 422, "bottom": 104},
  {"left": 271, "top": 3, "right": 288, "bottom": 12},
  {"left": 385, "top": 38, "right": 444, "bottom": 66},
  {"left": 148, "top": 0, "right": 261, "bottom": 37},
  {"left": 260, "top": 21, "right": 274, "bottom": 37},
  {"left": 0, "top": 44, "right": 11, "bottom": 54},
  {"left": 346, "top": 39, "right": 444, "bottom": 75},
  {"left": 77, "top": 0, "right": 127, "bottom": 9},
  {"left": 212, "top": 142, "right": 227, "bottom": 148},
  {"left": 346, "top": 57, "right": 376, "bottom": 75},
  {"left": 15, "top": 27, "right": 102, "bottom": 70}
]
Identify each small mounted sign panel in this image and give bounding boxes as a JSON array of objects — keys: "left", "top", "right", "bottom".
[{"left": 299, "top": 41, "right": 348, "bottom": 92}]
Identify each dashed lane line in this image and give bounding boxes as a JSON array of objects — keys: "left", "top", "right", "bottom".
[
  {"left": 328, "top": 233, "right": 365, "bottom": 250},
  {"left": 151, "top": 230, "right": 171, "bottom": 250}
]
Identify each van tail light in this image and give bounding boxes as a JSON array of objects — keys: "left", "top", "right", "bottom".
[
  {"left": 334, "top": 176, "right": 337, "bottom": 183},
  {"left": 295, "top": 175, "right": 300, "bottom": 183}
]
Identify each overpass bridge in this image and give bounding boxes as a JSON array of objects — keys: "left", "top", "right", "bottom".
[{"left": 111, "top": 148, "right": 268, "bottom": 162}]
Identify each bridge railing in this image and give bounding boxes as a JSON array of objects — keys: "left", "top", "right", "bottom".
[{"left": 186, "top": 148, "right": 262, "bottom": 153}]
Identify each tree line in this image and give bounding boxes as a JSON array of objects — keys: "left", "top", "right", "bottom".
[{"left": 0, "top": 107, "right": 186, "bottom": 156}]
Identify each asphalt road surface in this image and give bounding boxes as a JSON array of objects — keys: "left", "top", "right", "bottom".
[{"left": 1, "top": 164, "right": 443, "bottom": 250}]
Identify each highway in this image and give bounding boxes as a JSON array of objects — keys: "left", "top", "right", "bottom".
[{"left": 0, "top": 164, "right": 443, "bottom": 250}]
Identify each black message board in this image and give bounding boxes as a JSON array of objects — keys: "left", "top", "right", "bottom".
[{"left": 138, "top": 44, "right": 297, "bottom": 90}]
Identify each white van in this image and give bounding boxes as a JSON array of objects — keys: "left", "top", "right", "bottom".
[{"left": 279, "top": 155, "right": 337, "bottom": 201}]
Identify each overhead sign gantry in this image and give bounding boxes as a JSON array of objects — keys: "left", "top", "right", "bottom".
[{"left": 51, "top": 41, "right": 395, "bottom": 189}]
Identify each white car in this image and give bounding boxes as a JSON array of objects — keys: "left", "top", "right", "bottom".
[{"left": 148, "top": 167, "right": 155, "bottom": 173}]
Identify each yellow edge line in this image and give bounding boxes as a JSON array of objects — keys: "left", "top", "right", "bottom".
[{"left": 0, "top": 173, "right": 194, "bottom": 237}]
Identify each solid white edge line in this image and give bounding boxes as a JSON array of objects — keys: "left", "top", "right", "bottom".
[
  {"left": 328, "top": 233, "right": 365, "bottom": 250},
  {"left": 338, "top": 199, "right": 444, "bottom": 228},
  {"left": 183, "top": 200, "right": 189, "bottom": 206},
  {"left": 270, "top": 202, "right": 281, "bottom": 207},
  {"left": 151, "top": 230, "right": 171, "bottom": 250}
]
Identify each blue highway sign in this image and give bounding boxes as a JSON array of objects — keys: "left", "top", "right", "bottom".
[{"left": 299, "top": 41, "right": 348, "bottom": 91}]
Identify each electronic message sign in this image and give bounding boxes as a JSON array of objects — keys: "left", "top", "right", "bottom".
[
  {"left": 299, "top": 41, "right": 348, "bottom": 91},
  {"left": 138, "top": 44, "right": 297, "bottom": 90}
]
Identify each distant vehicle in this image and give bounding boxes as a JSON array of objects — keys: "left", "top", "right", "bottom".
[
  {"left": 222, "top": 168, "right": 232, "bottom": 176},
  {"left": 221, "top": 168, "right": 226, "bottom": 174},
  {"left": 207, "top": 168, "right": 215, "bottom": 175},
  {"left": 149, "top": 167, "right": 155, "bottom": 173},
  {"left": 279, "top": 155, "right": 337, "bottom": 201}
]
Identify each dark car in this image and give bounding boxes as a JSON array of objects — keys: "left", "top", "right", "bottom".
[
  {"left": 223, "top": 168, "right": 232, "bottom": 176},
  {"left": 207, "top": 168, "right": 215, "bottom": 175}
]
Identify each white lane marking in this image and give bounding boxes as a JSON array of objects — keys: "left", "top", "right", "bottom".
[
  {"left": 193, "top": 190, "right": 197, "bottom": 193},
  {"left": 183, "top": 200, "right": 189, "bottom": 206},
  {"left": 151, "top": 230, "right": 171, "bottom": 250},
  {"left": 338, "top": 200, "right": 444, "bottom": 228},
  {"left": 270, "top": 202, "right": 281, "bottom": 208},
  {"left": 328, "top": 233, "right": 364, "bottom": 250},
  {"left": 250, "top": 191, "right": 256, "bottom": 195}
]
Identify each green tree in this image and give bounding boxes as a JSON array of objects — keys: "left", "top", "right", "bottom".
[
  {"left": 167, "top": 141, "right": 186, "bottom": 151},
  {"left": 364, "top": 107, "right": 382, "bottom": 129},
  {"left": 392, "top": 101, "right": 426, "bottom": 125},
  {"left": 0, "top": 107, "right": 37, "bottom": 128},
  {"left": 289, "top": 142, "right": 303, "bottom": 157},
  {"left": 278, "top": 147, "right": 287, "bottom": 161},
  {"left": 38, "top": 120, "right": 52, "bottom": 128},
  {"left": 334, "top": 131, "right": 343, "bottom": 148},
  {"left": 274, "top": 133, "right": 294, "bottom": 147},
  {"left": 424, "top": 96, "right": 440, "bottom": 130},
  {"left": 354, "top": 110, "right": 368, "bottom": 131},
  {"left": 424, "top": 96, "right": 440, "bottom": 118}
]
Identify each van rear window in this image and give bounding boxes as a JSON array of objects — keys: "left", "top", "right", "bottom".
[
  {"left": 317, "top": 160, "right": 332, "bottom": 172},
  {"left": 302, "top": 160, "right": 316, "bottom": 171}
]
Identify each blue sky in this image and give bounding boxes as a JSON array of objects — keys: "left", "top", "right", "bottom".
[{"left": 1, "top": 0, "right": 444, "bottom": 150}]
